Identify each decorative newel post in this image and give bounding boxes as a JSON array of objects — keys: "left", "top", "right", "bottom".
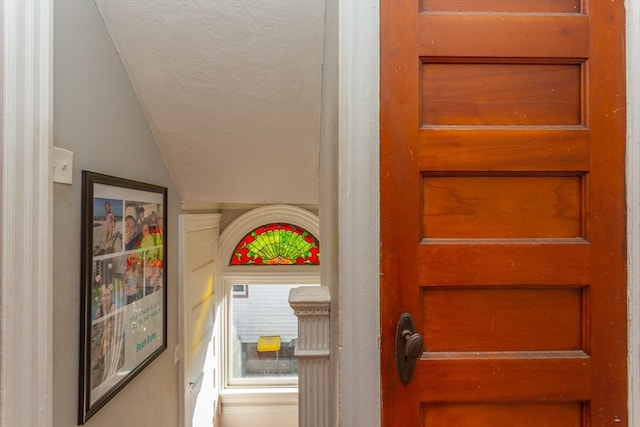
[{"left": 289, "top": 286, "right": 331, "bottom": 427}]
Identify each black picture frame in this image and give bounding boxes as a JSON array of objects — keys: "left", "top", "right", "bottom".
[{"left": 79, "top": 171, "right": 168, "bottom": 424}]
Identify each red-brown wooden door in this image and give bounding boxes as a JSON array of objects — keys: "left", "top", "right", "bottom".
[{"left": 380, "top": 1, "right": 627, "bottom": 426}]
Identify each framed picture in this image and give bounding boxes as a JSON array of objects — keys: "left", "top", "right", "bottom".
[{"left": 79, "top": 171, "right": 167, "bottom": 423}]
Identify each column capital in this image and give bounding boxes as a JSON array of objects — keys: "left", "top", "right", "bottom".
[{"left": 289, "top": 286, "right": 331, "bottom": 316}]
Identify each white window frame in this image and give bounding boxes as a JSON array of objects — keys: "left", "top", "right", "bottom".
[
  {"left": 222, "top": 275, "right": 320, "bottom": 389},
  {"left": 217, "top": 205, "right": 320, "bottom": 399}
]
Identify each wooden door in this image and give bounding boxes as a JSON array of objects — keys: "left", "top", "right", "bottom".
[
  {"left": 380, "top": 1, "right": 627, "bottom": 426},
  {"left": 179, "top": 214, "right": 220, "bottom": 427}
]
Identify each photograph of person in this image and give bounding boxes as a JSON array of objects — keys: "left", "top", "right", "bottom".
[
  {"left": 94, "top": 284, "right": 116, "bottom": 319},
  {"left": 93, "top": 198, "right": 123, "bottom": 256},
  {"left": 92, "top": 260, "right": 103, "bottom": 292},
  {"left": 91, "top": 255, "right": 126, "bottom": 319},
  {"left": 139, "top": 221, "right": 162, "bottom": 262},
  {"left": 145, "top": 262, "right": 163, "bottom": 296},
  {"left": 124, "top": 214, "right": 141, "bottom": 251},
  {"left": 90, "top": 313, "right": 125, "bottom": 392},
  {"left": 123, "top": 201, "right": 163, "bottom": 252},
  {"left": 123, "top": 255, "right": 143, "bottom": 304}
]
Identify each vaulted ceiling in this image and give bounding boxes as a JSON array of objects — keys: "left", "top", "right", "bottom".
[{"left": 94, "top": 0, "right": 325, "bottom": 207}]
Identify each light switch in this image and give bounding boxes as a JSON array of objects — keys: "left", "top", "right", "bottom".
[{"left": 53, "top": 147, "right": 73, "bottom": 184}]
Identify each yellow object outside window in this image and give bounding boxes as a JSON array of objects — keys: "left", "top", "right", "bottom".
[{"left": 257, "top": 335, "right": 281, "bottom": 352}]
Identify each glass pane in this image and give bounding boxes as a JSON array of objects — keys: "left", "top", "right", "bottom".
[
  {"left": 230, "top": 284, "right": 314, "bottom": 382},
  {"left": 230, "top": 223, "right": 320, "bottom": 265}
]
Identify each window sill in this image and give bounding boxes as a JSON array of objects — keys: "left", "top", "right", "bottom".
[{"left": 220, "top": 387, "right": 298, "bottom": 408}]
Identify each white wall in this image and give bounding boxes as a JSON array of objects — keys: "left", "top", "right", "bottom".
[{"left": 53, "top": 1, "right": 180, "bottom": 426}]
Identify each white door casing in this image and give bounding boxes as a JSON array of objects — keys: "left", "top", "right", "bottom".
[
  {"left": 1, "top": 0, "right": 53, "bottom": 426},
  {"left": 628, "top": 1, "right": 640, "bottom": 425},
  {"left": 178, "top": 214, "right": 221, "bottom": 427},
  {"left": 336, "top": 0, "right": 380, "bottom": 425}
]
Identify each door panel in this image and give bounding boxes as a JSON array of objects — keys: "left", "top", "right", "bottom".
[
  {"left": 422, "top": 175, "right": 583, "bottom": 238},
  {"left": 421, "top": 62, "right": 582, "bottom": 126},
  {"left": 420, "top": 0, "right": 581, "bottom": 13},
  {"left": 179, "top": 215, "right": 220, "bottom": 427},
  {"left": 422, "top": 402, "right": 584, "bottom": 427},
  {"left": 381, "top": 1, "right": 626, "bottom": 425},
  {"left": 421, "top": 286, "right": 583, "bottom": 351}
]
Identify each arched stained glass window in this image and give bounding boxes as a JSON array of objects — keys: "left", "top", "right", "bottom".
[{"left": 230, "top": 223, "right": 320, "bottom": 265}]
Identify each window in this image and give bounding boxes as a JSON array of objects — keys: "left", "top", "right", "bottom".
[
  {"left": 218, "top": 206, "right": 320, "bottom": 392},
  {"left": 230, "top": 223, "right": 319, "bottom": 265},
  {"left": 227, "top": 282, "right": 318, "bottom": 387}
]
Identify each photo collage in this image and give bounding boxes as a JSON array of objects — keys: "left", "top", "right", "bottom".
[{"left": 89, "top": 196, "right": 164, "bottom": 398}]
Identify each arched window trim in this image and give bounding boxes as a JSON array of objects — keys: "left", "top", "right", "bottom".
[{"left": 217, "top": 205, "right": 321, "bottom": 395}]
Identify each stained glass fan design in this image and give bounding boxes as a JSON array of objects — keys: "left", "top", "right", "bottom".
[{"left": 230, "top": 223, "right": 320, "bottom": 265}]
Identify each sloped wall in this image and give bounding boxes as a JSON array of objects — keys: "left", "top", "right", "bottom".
[{"left": 53, "top": 1, "right": 179, "bottom": 426}]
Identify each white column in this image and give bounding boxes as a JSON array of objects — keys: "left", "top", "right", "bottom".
[
  {"left": 1, "top": 0, "right": 53, "bottom": 426},
  {"left": 289, "top": 286, "right": 331, "bottom": 427}
]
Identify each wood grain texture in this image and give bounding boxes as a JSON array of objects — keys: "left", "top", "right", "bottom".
[
  {"left": 423, "top": 402, "right": 584, "bottom": 427},
  {"left": 421, "top": 0, "right": 581, "bottom": 13},
  {"left": 422, "top": 62, "right": 582, "bottom": 126},
  {"left": 422, "top": 287, "right": 584, "bottom": 351},
  {"left": 381, "top": 0, "right": 627, "bottom": 425},
  {"left": 422, "top": 175, "right": 583, "bottom": 238}
]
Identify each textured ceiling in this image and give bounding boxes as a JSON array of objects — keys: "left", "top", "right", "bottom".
[{"left": 94, "top": 0, "right": 324, "bottom": 206}]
